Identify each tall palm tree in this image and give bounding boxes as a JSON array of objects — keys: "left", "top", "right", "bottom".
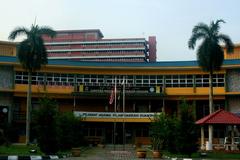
[
  {"left": 9, "top": 24, "right": 56, "bottom": 144},
  {"left": 188, "top": 19, "right": 233, "bottom": 150}
]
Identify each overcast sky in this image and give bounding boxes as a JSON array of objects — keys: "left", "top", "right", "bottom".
[{"left": 0, "top": 0, "right": 239, "bottom": 61}]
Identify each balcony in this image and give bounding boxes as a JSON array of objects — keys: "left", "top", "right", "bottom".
[{"left": 74, "top": 111, "right": 159, "bottom": 123}]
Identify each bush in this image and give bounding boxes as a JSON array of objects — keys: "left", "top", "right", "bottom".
[
  {"left": 33, "top": 97, "right": 59, "bottom": 154},
  {"left": 33, "top": 96, "right": 85, "bottom": 154},
  {"left": 150, "top": 99, "right": 198, "bottom": 156},
  {"left": 176, "top": 99, "right": 198, "bottom": 157},
  {"left": 150, "top": 113, "right": 178, "bottom": 151},
  {"left": 56, "top": 112, "right": 85, "bottom": 150}
]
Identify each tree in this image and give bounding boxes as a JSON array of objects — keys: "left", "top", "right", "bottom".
[
  {"left": 33, "top": 96, "right": 59, "bottom": 154},
  {"left": 188, "top": 19, "right": 233, "bottom": 149},
  {"left": 150, "top": 113, "right": 178, "bottom": 152},
  {"left": 176, "top": 99, "right": 198, "bottom": 157},
  {"left": 56, "top": 112, "right": 85, "bottom": 151},
  {"left": 8, "top": 24, "right": 56, "bottom": 144}
]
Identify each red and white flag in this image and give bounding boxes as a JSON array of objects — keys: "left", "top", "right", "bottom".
[{"left": 109, "top": 88, "right": 115, "bottom": 105}]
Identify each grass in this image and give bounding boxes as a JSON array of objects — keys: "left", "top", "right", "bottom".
[
  {"left": 0, "top": 144, "right": 43, "bottom": 156},
  {"left": 0, "top": 144, "right": 88, "bottom": 156},
  {"left": 203, "top": 152, "right": 240, "bottom": 159},
  {"left": 163, "top": 150, "right": 240, "bottom": 159}
]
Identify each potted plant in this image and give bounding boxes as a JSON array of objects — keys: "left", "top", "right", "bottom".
[
  {"left": 71, "top": 147, "right": 81, "bottom": 157},
  {"left": 136, "top": 148, "right": 147, "bottom": 158},
  {"left": 150, "top": 113, "right": 169, "bottom": 158},
  {"left": 151, "top": 136, "right": 163, "bottom": 158}
]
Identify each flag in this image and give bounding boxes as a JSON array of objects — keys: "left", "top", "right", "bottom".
[
  {"left": 117, "top": 94, "right": 121, "bottom": 111},
  {"left": 109, "top": 87, "right": 114, "bottom": 105}
]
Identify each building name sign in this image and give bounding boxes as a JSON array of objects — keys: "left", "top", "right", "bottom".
[{"left": 74, "top": 111, "right": 158, "bottom": 119}]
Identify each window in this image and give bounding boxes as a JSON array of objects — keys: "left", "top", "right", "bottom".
[
  {"left": 135, "top": 76, "right": 142, "bottom": 86},
  {"left": 165, "top": 75, "right": 172, "bottom": 87},
  {"left": 156, "top": 76, "right": 163, "bottom": 85},
  {"left": 142, "top": 75, "right": 149, "bottom": 85}
]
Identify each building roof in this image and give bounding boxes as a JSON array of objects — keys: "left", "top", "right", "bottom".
[
  {"left": 196, "top": 109, "right": 240, "bottom": 125},
  {"left": 1, "top": 56, "right": 240, "bottom": 68},
  {"left": 56, "top": 29, "right": 104, "bottom": 38},
  {"left": 0, "top": 41, "right": 17, "bottom": 45}
]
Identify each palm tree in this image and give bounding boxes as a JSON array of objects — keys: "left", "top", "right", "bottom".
[
  {"left": 9, "top": 24, "right": 56, "bottom": 144},
  {"left": 188, "top": 19, "right": 234, "bottom": 150}
]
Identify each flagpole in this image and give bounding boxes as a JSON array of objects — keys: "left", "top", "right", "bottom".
[
  {"left": 114, "top": 76, "right": 117, "bottom": 150},
  {"left": 122, "top": 76, "right": 125, "bottom": 150}
]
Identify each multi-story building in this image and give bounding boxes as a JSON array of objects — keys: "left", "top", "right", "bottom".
[
  {"left": 42, "top": 30, "right": 156, "bottom": 62},
  {"left": 0, "top": 39, "right": 240, "bottom": 145}
]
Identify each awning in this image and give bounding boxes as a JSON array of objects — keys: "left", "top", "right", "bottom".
[{"left": 196, "top": 109, "right": 240, "bottom": 125}]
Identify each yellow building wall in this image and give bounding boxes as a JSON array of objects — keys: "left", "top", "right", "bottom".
[
  {"left": 14, "top": 84, "right": 74, "bottom": 95},
  {"left": 165, "top": 87, "right": 225, "bottom": 95},
  {"left": 0, "top": 44, "right": 16, "bottom": 56},
  {"left": 224, "top": 45, "right": 240, "bottom": 59}
]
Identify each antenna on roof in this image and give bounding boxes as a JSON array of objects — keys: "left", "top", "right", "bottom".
[{"left": 34, "top": 16, "right": 37, "bottom": 26}]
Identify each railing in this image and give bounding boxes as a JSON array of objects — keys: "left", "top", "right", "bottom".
[{"left": 74, "top": 111, "right": 159, "bottom": 119}]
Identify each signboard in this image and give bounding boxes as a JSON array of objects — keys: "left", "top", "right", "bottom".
[{"left": 74, "top": 111, "right": 158, "bottom": 119}]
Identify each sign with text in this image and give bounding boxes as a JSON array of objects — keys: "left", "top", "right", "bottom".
[{"left": 74, "top": 111, "right": 158, "bottom": 119}]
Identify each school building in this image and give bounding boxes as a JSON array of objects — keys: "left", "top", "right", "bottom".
[{"left": 0, "top": 31, "right": 240, "bottom": 145}]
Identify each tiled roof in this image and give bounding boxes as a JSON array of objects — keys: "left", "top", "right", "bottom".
[{"left": 196, "top": 109, "right": 240, "bottom": 125}]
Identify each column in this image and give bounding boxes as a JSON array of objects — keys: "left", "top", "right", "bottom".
[
  {"left": 207, "top": 125, "right": 213, "bottom": 150},
  {"left": 201, "top": 126, "right": 205, "bottom": 150}
]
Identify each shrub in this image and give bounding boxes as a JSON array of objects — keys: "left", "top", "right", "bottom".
[
  {"left": 176, "top": 99, "right": 198, "bottom": 157},
  {"left": 150, "top": 113, "right": 178, "bottom": 151},
  {"left": 56, "top": 112, "right": 84, "bottom": 150},
  {"left": 33, "top": 97, "right": 59, "bottom": 154}
]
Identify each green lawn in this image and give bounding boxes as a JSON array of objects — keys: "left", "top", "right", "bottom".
[
  {"left": 203, "top": 152, "right": 240, "bottom": 159},
  {"left": 0, "top": 144, "right": 43, "bottom": 155},
  {"left": 163, "top": 151, "right": 240, "bottom": 159},
  {"left": 0, "top": 144, "right": 87, "bottom": 156}
]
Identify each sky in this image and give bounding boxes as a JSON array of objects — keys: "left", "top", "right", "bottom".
[{"left": 0, "top": 0, "right": 239, "bottom": 61}]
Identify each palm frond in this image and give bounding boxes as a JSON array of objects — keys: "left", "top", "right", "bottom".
[
  {"left": 188, "top": 32, "right": 206, "bottom": 49},
  {"left": 8, "top": 27, "right": 29, "bottom": 40},
  {"left": 197, "top": 39, "right": 224, "bottom": 72},
  {"left": 17, "top": 39, "right": 32, "bottom": 71},
  {"left": 217, "top": 34, "right": 234, "bottom": 53},
  {"left": 210, "top": 19, "right": 225, "bottom": 36},
  {"left": 192, "top": 23, "right": 209, "bottom": 35},
  {"left": 215, "top": 19, "right": 225, "bottom": 25}
]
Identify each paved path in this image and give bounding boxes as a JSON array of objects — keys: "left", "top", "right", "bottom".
[{"left": 62, "top": 145, "right": 162, "bottom": 160}]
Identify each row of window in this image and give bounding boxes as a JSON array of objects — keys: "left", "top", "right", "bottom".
[
  {"left": 15, "top": 72, "right": 225, "bottom": 87},
  {"left": 48, "top": 49, "right": 146, "bottom": 54},
  {"left": 46, "top": 42, "right": 146, "bottom": 47}
]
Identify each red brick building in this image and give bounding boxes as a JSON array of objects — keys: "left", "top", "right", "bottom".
[{"left": 42, "top": 30, "right": 156, "bottom": 62}]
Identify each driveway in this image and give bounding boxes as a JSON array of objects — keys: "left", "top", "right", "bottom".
[{"left": 61, "top": 145, "right": 160, "bottom": 160}]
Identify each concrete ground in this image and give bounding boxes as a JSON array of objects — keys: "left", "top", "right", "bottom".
[{"left": 62, "top": 145, "right": 162, "bottom": 160}]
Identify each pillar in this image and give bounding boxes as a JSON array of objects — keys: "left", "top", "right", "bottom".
[
  {"left": 207, "top": 125, "right": 213, "bottom": 150},
  {"left": 162, "top": 98, "right": 165, "bottom": 113},
  {"left": 231, "top": 125, "right": 235, "bottom": 150},
  {"left": 201, "top": 126, "right": 205, "bottom": 150}
]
